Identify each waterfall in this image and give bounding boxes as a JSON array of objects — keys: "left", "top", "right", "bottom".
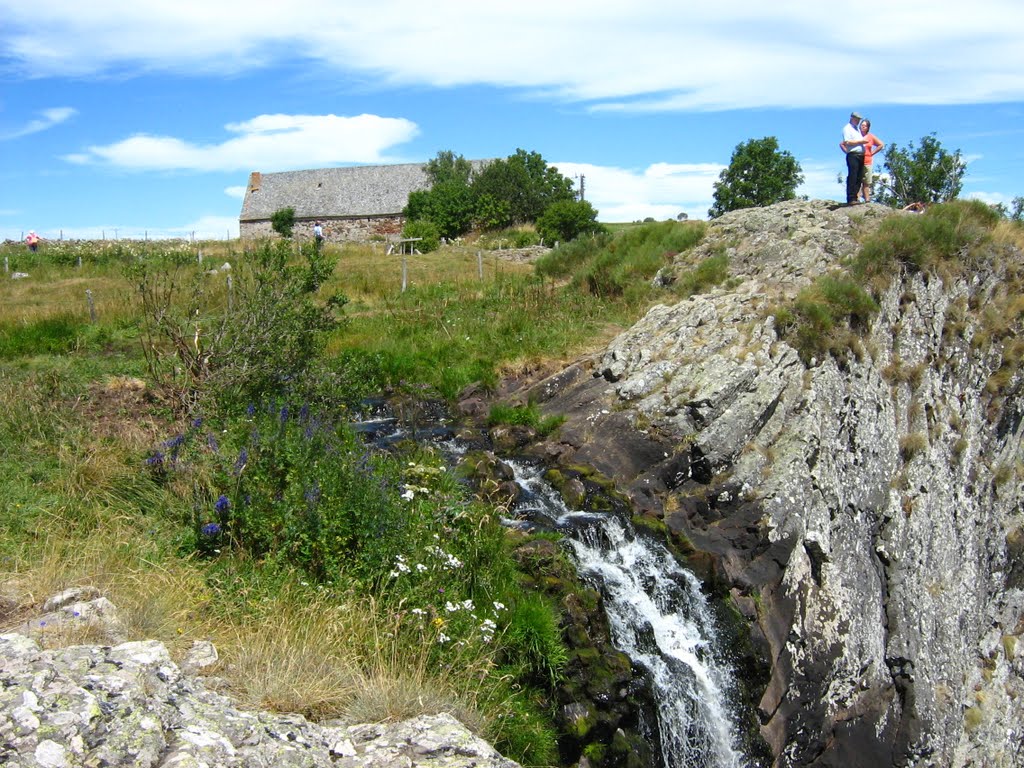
[
  {"left": 356, "top": 411, "right": 749, "bottom": 767},
  {"left": 509, "top": 458, "right": 748, "bottom": 768}
]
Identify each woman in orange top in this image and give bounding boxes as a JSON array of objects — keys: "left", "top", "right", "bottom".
[{"left": 858, "top": 119, "right": 884, "bottom": 203}]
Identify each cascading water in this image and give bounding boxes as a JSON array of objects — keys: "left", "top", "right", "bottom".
[
  {"left": 355, "top": 406, "right": 749, "bottom": 767},
  {"left": 508, "top": 458, "right": 748, "bottom": 768}
]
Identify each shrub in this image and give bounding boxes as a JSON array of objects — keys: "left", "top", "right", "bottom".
[
  {"left": 401, "top": 219, "right": 441, "bottom": 253},
  {"left": 185, "top": 403, "right": 411, "bottom": 585},
  {"left": 271, "top": 207, "right": 296, "bottom": 238},
  {"left": 130, "top": 239, "right": 346, "bottom": 412},
  {"left": 536, "top": 199, "right": 605, "bottom": 244}
]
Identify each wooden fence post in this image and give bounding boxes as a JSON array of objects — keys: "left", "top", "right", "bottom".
[{"left": 85, "top": 290, "right": 96, "bottom": 323}]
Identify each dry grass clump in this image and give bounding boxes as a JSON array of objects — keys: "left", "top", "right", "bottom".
[{"left": 0, "top": 526, "right": 492, "bottom": 731}]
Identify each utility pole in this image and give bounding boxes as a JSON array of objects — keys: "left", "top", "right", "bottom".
[{"left": 576, "top": 173, "right": 586, "bottom": 201}]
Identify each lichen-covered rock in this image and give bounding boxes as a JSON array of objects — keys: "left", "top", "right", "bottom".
[
  {"left": 527, "top": 199, "right": 1024, "bottom": 767},
  {"left": 0, "top": 632, "right": 519, "bottom": 768}
]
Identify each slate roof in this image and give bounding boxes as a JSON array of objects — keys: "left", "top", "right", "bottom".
[{"left": 239, "top": 164, "right": 432, "bottom": 222}]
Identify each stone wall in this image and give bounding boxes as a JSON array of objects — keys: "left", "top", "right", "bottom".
[{"left": 240, "top": 214, "right": 406, "bottom": 244}]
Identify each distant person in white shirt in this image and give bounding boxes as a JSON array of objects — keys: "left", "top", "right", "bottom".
[
  {"left": 841, "top": 111, "right": 869, "bottom": 205},
  {"left": 313, "top": 221, "right": 324, "bottom": 251}
]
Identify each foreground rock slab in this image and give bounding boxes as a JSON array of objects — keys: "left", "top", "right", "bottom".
[{"left": 0, "top": 633, "right": 519, "bottom": 768}]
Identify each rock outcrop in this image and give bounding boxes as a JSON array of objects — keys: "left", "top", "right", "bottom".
[
  {"left": 526, "top": 200, "right": 1024, "bottom": 766},
  {"left": 0, "top": 591, "right": 519, "bottom": 768}
]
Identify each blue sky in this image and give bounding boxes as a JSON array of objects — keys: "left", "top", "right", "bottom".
[{"left": 2, "top": 0, "right": 1024, "bottom": 241}]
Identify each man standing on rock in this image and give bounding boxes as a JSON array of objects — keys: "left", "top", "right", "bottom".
[{"left": 841, "top": 111, "right": 868, "bottom": 205}]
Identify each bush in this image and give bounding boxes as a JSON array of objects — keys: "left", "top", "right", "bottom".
[
  {"left": 401, "top": 219, "right": 441, "bottom": 253},
  {"left": 271, "top": 207, "right": 296, "bottom": 238},
  {"left": 187, "top": 403, "right": 409, "bottom": 585},
  {"left": 538, "top": 220, "right": 706, "bottom": 300},
  {"left": 536, "top": 199, "right": 605, "bottom": 244},
  {"left": 130, "top": 239, "right": 346, "bottom": 412}
]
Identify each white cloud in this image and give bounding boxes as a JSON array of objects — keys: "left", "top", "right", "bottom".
[
  {"left": 181, "top": 215, "right": 240, "bottom": 240},
  {"left": 555, "top": 161, "right": 724, "bottom": 222},
  {"left": 224, "top": 186, "right": 247, "bottom": 199},
  {"left": 2, "top": 215, "right": 240, "bottom": 242},
  {"left": 1, "top": 106, "right": 76, "bottom": 140},
  {"left": 64, "top": 113, "right": 420, "bottom": 171},
  {"left": 3, "top": 1, "right": 1023, "bottom": 110},
  {"left": 560, "top": 157, "right": 857, "bottom": 223},
  {"left": 796, "top": 161, "right": 847, "bottom": 202}
]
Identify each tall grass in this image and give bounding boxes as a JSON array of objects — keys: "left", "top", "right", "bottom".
[{"left": 775, "top": 200, "right": 1006, "bottom": 363}]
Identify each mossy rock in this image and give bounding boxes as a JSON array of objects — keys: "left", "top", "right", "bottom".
[{"left": 544, "top": 468, "right": 587, "bottom": 509}]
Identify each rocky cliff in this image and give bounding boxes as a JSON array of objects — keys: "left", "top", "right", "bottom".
[{"left": 524, "top": 200, "right": 1024, "bottom": 767}]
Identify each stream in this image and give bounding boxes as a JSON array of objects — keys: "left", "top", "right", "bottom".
[{"left": 356, "top": 402, "right": 750, "bottom": 768}]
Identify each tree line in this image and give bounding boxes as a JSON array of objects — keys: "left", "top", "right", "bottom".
[{"left": 401, "top": 149, "right": 603, "bottom": 251}]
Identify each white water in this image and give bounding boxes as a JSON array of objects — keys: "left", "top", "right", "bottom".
[
  {"left": 396, "top": 433, "right": 747, "bottom": 767},
  {"left": 508, "top": 459, "right": 747, "bottom": 768}
]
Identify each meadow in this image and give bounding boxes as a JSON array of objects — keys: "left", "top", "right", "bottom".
[{"left": 0, "top": 223, "right": 713, "bottom": 766}]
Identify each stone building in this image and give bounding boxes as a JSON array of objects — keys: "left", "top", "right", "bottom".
[{"left": 238, "top": 163, "right": 433, "bottom": 243}]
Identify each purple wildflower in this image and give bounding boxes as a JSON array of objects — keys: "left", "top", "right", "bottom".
[
  {"left": 202, "top": 522, "right": 221, "bottom": 536},
  {"left": 145, "top": 451, "right": 165, "bottom": 467},
  {"left": 233, "top": 448, "right": 248, "bottom": 476},
  {"left": 215, "top": 495, "right": 230, "bottom": 514},
  {"left": 304, "top": 482, "right": 321, "bottom": 505}
]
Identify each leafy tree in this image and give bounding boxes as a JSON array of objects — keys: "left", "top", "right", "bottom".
[
  {"left": 471, "top": 149, "right": 575, "bottom": 225},
  {"left": 473, "top": 193, "right": 513, "bottom": 231},
  {"left": 536, "top": 199, "right": 604, "bottom": 244},
  {"left": 270, "top": 207, "right": 296, "bottom": 238},
  {"left": 403, "top": 180, "right": 475, "bottom": 239},
  {"left": 709, "top": 137, "right": 803, "bottom": 218},
  {"left": 874, "top": 133, "right": 966, "bottom": 208},
  {"left": 425, "top": 150, "right": 474, "bottom": 186}
]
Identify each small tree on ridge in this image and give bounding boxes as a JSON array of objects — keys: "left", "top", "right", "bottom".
[{"left": 709, "top": 137, "right": 803, "bottom": 218}]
